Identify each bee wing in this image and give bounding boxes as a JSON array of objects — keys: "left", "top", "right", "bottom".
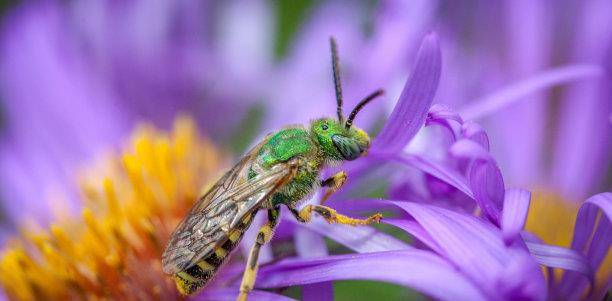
[{"left": 162, "top": 141, "right": 297, "bottom": 274}]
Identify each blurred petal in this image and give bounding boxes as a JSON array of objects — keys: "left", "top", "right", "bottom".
[
  {"left": 0, "top": 2, "right": 129, "bottom": 222},
  {"left": 256, "top": 250, "right": 487, "bottom": 301},
  {"left": 459, "top": 65, "right": 603, "bottom": 120},
  {"left": 502, "top": 189, "right": 531, "bottom": 244},
  {"left": 551, "top": 1, "right": 612, "bottom": 200},
  {"left": 493, "top": 0, "right": 551, "bottom": 187},
  {"left": 372, "top": 32, "right": 441, "bottom": 153}
]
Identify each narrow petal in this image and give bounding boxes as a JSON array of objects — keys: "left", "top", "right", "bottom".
[
  {"left": 256, "top": 250, "right": 487, "bottom": 301},
  {"left": 570, "top": 192, "right": 611, "bottom": 258},
  {"left": 387, "top": 153, "right": 474, "bottom": 198},
  {"left": 525, "top": 242, "right": 593, "bottom": 278},
  {"left": 559, "top": 192, "right": 612, "bottom": 298},
  {"left": 468, "top": 160, "right": 505, "bottom": 226},
  {"left": 502, "top": 189, "right": 531, "bottom": 244},
  {"left": 458, "top": 65, "right": 603, "bottom": 120},
  {"left": 372, "top": 32, "right": 441, "bottom": 153}
]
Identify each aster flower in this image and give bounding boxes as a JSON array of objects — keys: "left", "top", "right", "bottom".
[
  {"left": 432, "top": 1, "right": 612, "bottom": 293},
  {"left": 1, "top": 1, "right": 610, "bottom": 301}
]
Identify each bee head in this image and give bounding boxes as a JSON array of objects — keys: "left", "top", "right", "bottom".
[
  {"left": 313, "top": 37, "right": 383, "bottom": 162},
  {"left": 311, "top": 118, "right": 370, "bottom": 161}
]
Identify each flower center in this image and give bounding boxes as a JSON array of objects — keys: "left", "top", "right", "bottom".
[{"left": 0, "top": 117, "right": 225, "bottom": 300}]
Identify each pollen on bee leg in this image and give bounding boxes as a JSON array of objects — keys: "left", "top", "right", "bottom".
[{"left": 310, "top": 205, "right": 382, "bottom": 226}]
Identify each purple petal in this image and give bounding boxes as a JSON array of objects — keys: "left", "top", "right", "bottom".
[
  {"left": 501, "top": 189, "right": 531, "bottom": 244},
  {"left": 559, "top": 192, "right": 612, "bottom": 298},
  {"left": 525, "top": 242, "right": 592, "bottom": 278},
  {"left": 461, "top": 121, "right": 490, "bottom": 151},
  {"left": 384, "top": 218, "right": 444, "bottom": 255},
  {"left": 294, "top": 227, "right": 333, "bottom": 301},
  {"left": 449, "top": 139, "right": 506, "bottom": 227},
  {"left": 425, "top": 104, "right": 463, "bottom": 140},
  {"left": 196, "top": 289, "right": 296, "bottom": 301},
  {"left": 372, "top": 32, "right": 441, "bottom": 153},
  {"left": 468, "top": 160, "right": 505, "bottom": 226},
  {"left": 256, "top": 250, "right": 487, "bottom": 301},
  {"left": 386, "top": 153, "right": 474, "bottom": 198},
  {"left": 387, "top": 201, "right": 546, "bottom": 300},
  {"left": 458, "top": 64, "right": 603, "bottom": 120},
  {"left": 449, "top": 138, "right": 493, "bottom": 162},
  {"left": 570, "top": 192, "right": 611, "bottom": 257}
]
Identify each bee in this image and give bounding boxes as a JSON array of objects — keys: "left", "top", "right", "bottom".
[{"left": 161, "top": 37, "right": 384, "bottom": 301}]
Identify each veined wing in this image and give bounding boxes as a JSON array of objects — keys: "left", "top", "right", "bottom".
[{"left": 162, "top": 143, "right": 297, "bottom": 274}]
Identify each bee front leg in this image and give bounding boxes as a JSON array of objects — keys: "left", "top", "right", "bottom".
[
  {"left": 320, "top": 171, "right": 347, "bottom": 204},
  {"left": 237, "top": 207, "right": 280, "bottom": 301}
]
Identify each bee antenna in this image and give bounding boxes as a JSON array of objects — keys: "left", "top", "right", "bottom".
[
  {"left": 330, "top": 36, "right": 344, "bottom": 122},
  {"left": 345, "top": 89, "right": 384, "bottom": 130}
]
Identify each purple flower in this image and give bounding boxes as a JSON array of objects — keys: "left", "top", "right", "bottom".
[{"left": 0, "top": 1, "right": 610, "bottom": 301}]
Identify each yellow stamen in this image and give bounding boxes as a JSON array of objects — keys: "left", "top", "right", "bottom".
[{"left": 0, "top": 116, "right": 224, "bottom": 300}]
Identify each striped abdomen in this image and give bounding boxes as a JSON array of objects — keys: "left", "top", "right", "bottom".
[{"left": 173, "top": 212, "right": 255, "bottom": 295}]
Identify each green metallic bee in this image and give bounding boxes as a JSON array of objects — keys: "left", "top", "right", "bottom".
[{"left": 161, "top": 38, "right": 384, "bottom": 301}]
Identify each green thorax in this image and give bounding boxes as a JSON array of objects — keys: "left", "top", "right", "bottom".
[
  {"left": 259, "top": 128, "right": 314, "bottom": 168},
  {"left": 249, "top": 127, "right": 323, "bottom": 207}
]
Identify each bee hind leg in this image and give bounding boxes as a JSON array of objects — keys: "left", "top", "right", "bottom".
[{"left": 237, "top": 207, "right": 280, "bottom": 301}]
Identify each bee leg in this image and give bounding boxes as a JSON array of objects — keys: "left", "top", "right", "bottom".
[
  {"left": 320, "top": 171, "right": 347, "bottom": 204},
  {"left": 237, "top": 207, "right": 280, "bottom": 301},
  {"left": 293, "top": 204, "right": 382, "bottom": 226}
]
